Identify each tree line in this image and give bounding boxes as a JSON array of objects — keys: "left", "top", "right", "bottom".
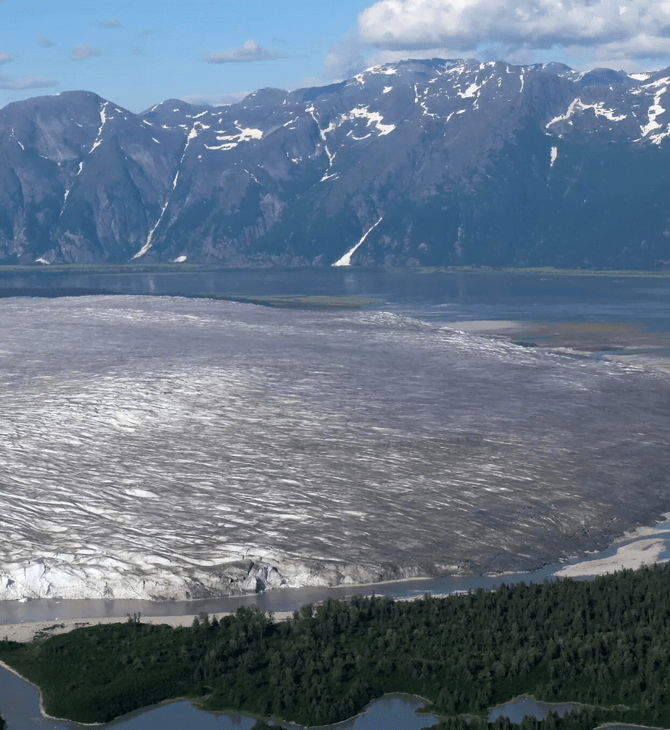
[{"left": 2, "top": 563, "right": 670, "bottom": 727}]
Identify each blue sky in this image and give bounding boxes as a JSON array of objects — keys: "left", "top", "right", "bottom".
[{"left": 3, "top": 0, "right": 670, "bottom": 112}]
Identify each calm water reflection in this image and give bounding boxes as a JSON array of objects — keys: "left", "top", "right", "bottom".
[
  {"left": 489, "top": 696, "right": 573, "bottom": 724},
  {"left": 3, "top": 269, "right": 670, "bottom": 327},
  {"left": 0, "top": 667, "right": 437, "bottom": 730}
]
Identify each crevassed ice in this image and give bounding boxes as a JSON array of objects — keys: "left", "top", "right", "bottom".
[{"left": 1, "top": 296, "right": 669, "bottom": 601}]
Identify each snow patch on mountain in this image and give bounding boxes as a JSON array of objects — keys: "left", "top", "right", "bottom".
[
  {"left": 207, "top": 124, "right": 263, "bottom": 151},
  {"left": 333, "top": 217, "right": 384, "bottom": 266},
  {"left": 324, "top": 106, "right": 395, "bottom": 136},
  {"left": 89, "top": 101, "right": 109, "bottom": 154},
  {"left": 639, "top": 87, "right": 668, "bottom": 140},
  {"left": 546, "top": 98, "right": 627, "bottom": 128},
  {"left": 459, "top": 82, "right": 483, "bottom": 99}
]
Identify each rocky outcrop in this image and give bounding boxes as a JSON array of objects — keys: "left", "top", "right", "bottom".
[{"left": 3, "top": 59, "right": 670, "bottom": 267}]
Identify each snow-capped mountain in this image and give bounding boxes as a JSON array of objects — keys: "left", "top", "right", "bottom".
[{"left": 2, "top": 58, "right": 670, "bottom": 268}]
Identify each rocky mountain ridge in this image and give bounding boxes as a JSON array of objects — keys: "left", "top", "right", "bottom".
[{"left": 2, "top": 58, "right": 670, "bottom": 268}]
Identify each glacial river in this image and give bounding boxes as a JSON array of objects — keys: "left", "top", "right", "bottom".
[{"left": 2, "top": 514, "right": 669, "bottom": 730}]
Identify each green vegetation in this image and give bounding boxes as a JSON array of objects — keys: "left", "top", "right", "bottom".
[
  {"left": 2, "top": 261, "right": 670, "bottom": 278},
  {"left": 207, "top": 293, "right": 382, "bottom": 310},
  {"left": 3, "top": 565, "right": 670, "bottom": 727}
]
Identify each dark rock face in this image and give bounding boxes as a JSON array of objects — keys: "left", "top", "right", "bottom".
[{"left": 3, "top": 59, "right": 670, "bottom": 267}]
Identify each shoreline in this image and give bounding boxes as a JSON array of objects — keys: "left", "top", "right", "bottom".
[
  {"left": 2, "top": 262, "right": 670, "bottom": 277},
  {"left": 0, "top": 610, "right": 296, "bottom": 644},
  {"left": 2, "top": 511, "right": 670, "bottom": 630},
  {"left": 3, "top": 511, "right": 670, "bottom": 643},
  {"left": 0, "top": 658, "right": 88, "bottom": 726}
]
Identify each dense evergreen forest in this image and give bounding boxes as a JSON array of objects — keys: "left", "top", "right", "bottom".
[{"left": 2, "top": 565, "right": 670, "bottom": 728}]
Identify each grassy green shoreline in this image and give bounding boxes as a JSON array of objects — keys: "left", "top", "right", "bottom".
[
  {"left": 2, "top": 565, "right": 670, "bottom": 729},
  {"left": 1, "top": 262, "right": 670, "bottom": 278}
]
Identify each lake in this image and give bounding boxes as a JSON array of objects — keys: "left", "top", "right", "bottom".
[{"left": 0, "top": 663, "right": 439, "bottom": 730}]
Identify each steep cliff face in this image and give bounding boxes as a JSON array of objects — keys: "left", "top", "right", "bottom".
[{"left": 2, "top": 59, "right": 670, "bottom": 267}]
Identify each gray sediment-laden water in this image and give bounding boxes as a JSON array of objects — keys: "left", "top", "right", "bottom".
[{"left": 1, "top": 294, "right": 669, "bottom": 600}]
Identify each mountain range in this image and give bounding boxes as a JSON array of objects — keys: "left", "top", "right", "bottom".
[{"left": 2, "top": 58, "right": 670, "bottom": 268}]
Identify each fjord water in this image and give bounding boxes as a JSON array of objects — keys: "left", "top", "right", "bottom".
[
  {"left": 5, "top": 267, "right": 670, "bottom": 361},
  {"left": 4, "top": 268, "right": 670, "bottom": 324},
  {"left": 0, "top": 666, "right": 438, "bottom": 730}
]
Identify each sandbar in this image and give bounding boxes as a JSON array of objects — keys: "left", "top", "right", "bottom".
[{"left": 0, "top": 611, "right": 294, "bottom": 644}]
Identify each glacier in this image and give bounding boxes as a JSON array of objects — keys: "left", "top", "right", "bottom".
[{"left": 1, "top": 296, "right": 670, "bottom": 600}]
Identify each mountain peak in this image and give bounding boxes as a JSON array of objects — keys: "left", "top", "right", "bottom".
[{"left": 1, "top": 59, "right": 670, "bottom": 269}]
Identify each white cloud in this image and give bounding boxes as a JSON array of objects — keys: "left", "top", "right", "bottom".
[
  {"left": 291, "top": 74, "right": 331, "bottom": 89},
  {"left": 597, "top": 33, "right": 670, "bottom": 60},
  {"left": 71, "top": 44, "right": 100, "bottom": 61},
  {"left": 0, "top": 52, "right": 12, "bottom": 65},
  {"left": 324, "top": 33, "right": 366, "bottom": 78},
  {"left": 0, "top": 75, "right": 57, "bottom": 90},
  {"left": 92, "top": 18, "right": 123, "bottom": 29},
  {"left": 206, "top": 39, "right": 285, "bottom": 63},
  {"left": 356, "top": 0, "right": 670, "bottom": 62}
]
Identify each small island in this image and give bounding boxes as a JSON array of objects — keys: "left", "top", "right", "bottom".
[{"left": 2, "top": 563, "right": 670, "bottom": 729}]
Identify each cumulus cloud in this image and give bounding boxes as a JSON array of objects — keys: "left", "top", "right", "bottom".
[
  {"left": 596, "top": 34, "right": 670, "bottom": 61},
  {"left": 206, "top": 39, "right": 285, "bottom": 63},
  {"left": 71, "top": 44, "right": 100, "bottom": 61},
  {"left": 0, "top": 52, "right": 12, "bottom": 65},
  {"left": 0, "top": 75, "right": 57, "bottom": 90},
  {"left": 356, "top": 0, "right": 670, "bottom": 62},
  {"left": 92, "top": 18, "right": 122, "bottom": 29}
]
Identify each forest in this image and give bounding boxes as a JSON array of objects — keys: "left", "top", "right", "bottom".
[{"left": 2, "top": 564, "right": 670, "bottom": 728}]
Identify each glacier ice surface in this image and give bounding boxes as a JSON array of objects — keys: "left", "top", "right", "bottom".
[{"left": 1, "top": 296, "right": 669, "bottom": 600}]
